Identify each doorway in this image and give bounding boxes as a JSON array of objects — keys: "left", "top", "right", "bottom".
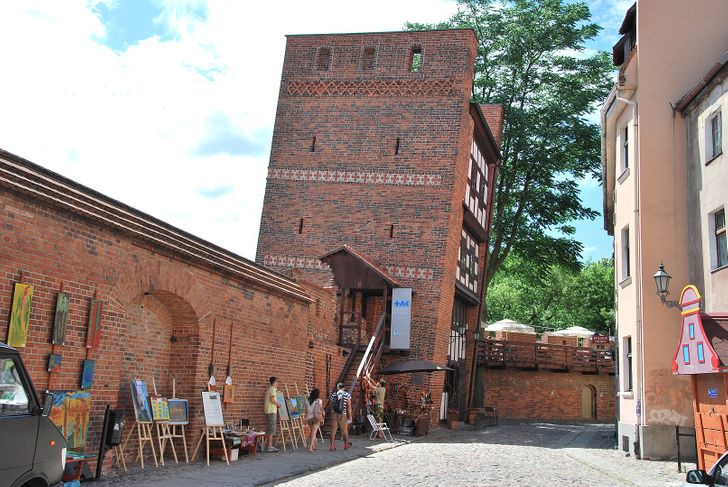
[{"left": 581, "top": 385, "right": 597, "bottom": 420}]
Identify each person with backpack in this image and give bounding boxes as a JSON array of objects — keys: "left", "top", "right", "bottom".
[{"left": 329, "top": 382, "right": 352, "bottom": 451}]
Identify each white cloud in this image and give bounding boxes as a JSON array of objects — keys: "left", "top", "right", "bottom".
[{"left": 0, "top": 0, "right": 459, "bottom": 259}]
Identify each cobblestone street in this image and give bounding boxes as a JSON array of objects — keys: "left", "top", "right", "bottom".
[{"left": 96, "top": 422, "right": 694, "bottom": 486}]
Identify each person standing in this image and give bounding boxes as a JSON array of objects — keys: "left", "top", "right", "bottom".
[
  {"left": 264, "top": 376, "right": 281, "bottom": 452},
  {"left": 365, "top": 375, "right": 387, "bottom": 438},
  {"left": 329, "top": 382, "right": 352, "bottom": 451},
  {"left": 305, "top": 387, "right": 325, "bottom": 453}
]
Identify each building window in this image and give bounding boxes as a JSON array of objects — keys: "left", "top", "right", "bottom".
[
  {"left": 457, "top": 229, "right": 479, "bottom": 294},
  {"left": 714, "top": 209, "right": 727, "bottom": 269},
  {"left": 465, "top": 139, "right": 488, "bottom": 228},
  {"left": 697, "top": 342, "right": 705, "bottom": 363},
  {"left": 621, "top": 125, "right": 629, "bottom": 171},
  {"left": 624, "top": 336, "right": 633, "bottom": 392},
  {"left": 316, "top": 47, "right": 332, "bottom": 71},
  {"left": 683, "top": 345, "right": 690, "bottom": 365},
  {"left": 689, "top": 323, "right": 695, "bottom": 340},
  {"left": 361, "top": 47, "right": 376, "bottom": 71},
  {"left": 409, "top": 46, "right": 423, "bottom": 72},
  {"left": 621, "top": 226, "right": 630, "bottom": 280},
  {"left": 707, "top": 111, "right": 722, "bottom": 161}
]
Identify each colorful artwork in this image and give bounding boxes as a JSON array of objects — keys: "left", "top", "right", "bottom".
[
  {"left": 52, "top": 292, "right": 70, "bottom": 345},
  {"left": 295, "top": 395, "right": 309, "bottom": 416},
  {"left": 80, "top": 360, "right": 95, "bottom": 389},
  {"left": 276, "top": 392, "right": 289, "bottom": 421},
  {"left": 223, "top": 383, "right": 234, "bottom": 403},
  {"left": 86, "top": 299, "right": 103, "bottom": 349},
  {"left": 168, "top": 399, "right": 189, "bottom": 425},
  {"left": 47, "top": 354, "right": 62, "bottom": 373},
  {"left": 7, "top": 283, "right": 33, "bottom": 348},
  {"left": 150, "top": 396, "right": 170, "bottom": 422},
  {"left": 285, "top": 397, "right": 300, "bottom": 419},
  {"left": 131, "top": 379, "right": 152, "bottom": 423},
  {"left": 48, "top": 390, "right": 91, "bottom": 449}
]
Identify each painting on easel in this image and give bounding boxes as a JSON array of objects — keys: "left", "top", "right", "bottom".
[
  {"left": 285, "top": 397, "right": 300, "bottom": 419},
  {"left": 150, "top": 397, "right": 170, "bottom": 422},
  {"left": 86, "top": 299, "right": 103, "bottom": 349},
  {"left": 7, "top": 283, "right": 33, "bottom": 348},
  {"left": 276, "top": 392, "right": 289, "bottom": 421},
  {"left": 131, "top": 379, "right": 153, "bottom": 423},
  {"left": 48, "top": 390, "right": 91, "bottom": 449},
  {"left": 168, "top": 399, "right": 189, "bottom": 425},
  {"left": 52, "top": 292, "right": 69, "bottom": 345}
]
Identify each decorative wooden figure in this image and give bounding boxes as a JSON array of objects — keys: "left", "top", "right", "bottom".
[
  {"left": 52, "top": 292, "right": 69, "bottom": 345},
  {"left": 86, "top": 298, "right": 103, "bottom": 349},
  {"left": 192, "top": 391, "right": 229, "bottom": 466},
  {"left": 7, "top": 282, "right": 33, "bottom": 348}
]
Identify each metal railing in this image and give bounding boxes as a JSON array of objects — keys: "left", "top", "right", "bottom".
[{"left": 476, "top": 339, "right": 615, "bottom": 373}]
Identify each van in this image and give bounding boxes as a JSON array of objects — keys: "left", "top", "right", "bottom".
[{"left": 0, "top": 342, "right": 66, "bottom": 487}]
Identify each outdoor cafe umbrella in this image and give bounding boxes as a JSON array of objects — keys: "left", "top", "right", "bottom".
[{"left": 377, "top": 359, "right": 453, "bottom": 375}]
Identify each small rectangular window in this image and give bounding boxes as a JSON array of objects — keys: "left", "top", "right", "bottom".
[
  {"left": 622, "top": 126, "right": 629, "bottom": 170},
  {"left": 716, "top": 209, "right": 727, "bottom": 268},
  {"left": 683, "top": 345, "right": 690, "bottom": 365},
  {"left": 316, "top": 47, "right": 332, "bottom": 71},
  {"left": 689, "top": 323, "right": 695, "bottom": 340},
  {"left": 708, "top": 111, "right": 722, "bottom": 160},
  {"left": 389, "top": 224, "right": 395, "bottom": 239},
  {"left": 621, "top": 227, "right": 631, "bottom": 280},
  {"left": 310, "top": 136, "right": 316, "bottom": 153},
  {"left": 409, "top": 46, "right": 423, "bottom": 72},
  {"left": 697, "top": 342, "right": 705, "bottom": 363},
  {"left": 395, "top": 137, "right": 400, "bottom": 155},
  {"left": 362, "top": 47, "right": 375, "bottom": 71},
  {"left": 298, "top": 218, "right": 304, "bottom": 235},
  {"left": 624, "top": 337, "right": 633, "bottom": 392}
]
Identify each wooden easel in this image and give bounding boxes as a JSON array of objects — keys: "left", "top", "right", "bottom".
[
  {"left": 151, "top": 378, "right": 177, "bottom": 466},
  {"left": 302, "top": 383, "right": 325, "bottom": 444},
  {"left": 276, "top": 390, "right": 297, "bottom": 451},
  {"left": 113, "top": 443, "right": 127, "bottom": 471},
  {"left": 167, "top": 380, "right": 189, "bottom": 463},
  {"left": 286, "top": 384, "right": 307, "bottom": 448},
  {"left": 191, "top": 391, "right": 229, "bottom": 466},
  {"left": 122, "top": 378, "right": 158, "bottom": 469}
]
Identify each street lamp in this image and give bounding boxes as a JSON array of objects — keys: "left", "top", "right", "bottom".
[{"left": 653, "top": 263, "right": 681, "bottom": 309}]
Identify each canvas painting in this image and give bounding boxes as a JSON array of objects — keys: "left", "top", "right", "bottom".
[
  {"left": 285, "top": 397, "right": 300, "bottom": 419},
  {"left": 80, "top": 360, "right": 95, "bottom": 389},
  {"left": 86, "top": 299, "right": 103, "bottom": 349},
  {"left": 150, "top": 396, "right": 170, "bottom": 422},
  {"left": 47, "top": 354, "right": 62, "bottom": 373},
  {"left": 52, "top": 292, "right": 70, "bottom": 345},
  {"left": 223, "top": 383, "right": 234, "bottom": 403},
  {"left": 7, "top": 283, "right": 34, "bottom": 348},
  {"left": 168, "top": 399, "right": 189, "bottom": 425},
  {"left": 48, "top": 390, "right": 91, "bottom": 449},
  {"left": 131, "top": 379, "right": 153, "bottom": 423},
  {"left": 295, "top": 396, "right": 309, "bottom": 416},
  {"left": 276, "top": 391, "right": 289, "bottom": 421}
]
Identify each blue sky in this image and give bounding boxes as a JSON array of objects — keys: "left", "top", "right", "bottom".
[{"left": 0, "top": 0, "right": 630, "bottom": 261}]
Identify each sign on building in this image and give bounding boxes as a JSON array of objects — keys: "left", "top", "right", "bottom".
[{"left": 390, "top": 288, "right": 412, "bottom": 350}]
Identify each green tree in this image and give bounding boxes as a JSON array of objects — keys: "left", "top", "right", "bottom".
[{"left": 407, "top": 0, "right": 613, "bottom": 289}]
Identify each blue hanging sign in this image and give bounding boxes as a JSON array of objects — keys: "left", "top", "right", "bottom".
[{"left": 708, "top": 388, "right": 718, "bottom": 398}]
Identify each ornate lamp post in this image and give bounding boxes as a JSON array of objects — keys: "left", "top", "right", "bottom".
[{"left": 653, "top": 263, "right": 681, "bottom": 309}]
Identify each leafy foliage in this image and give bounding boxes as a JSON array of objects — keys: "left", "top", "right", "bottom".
[
  {"left": 407, "top": 0, "right": 614, "bottom": 288},
  {"left": 487, "top": 255, "right": 615, "bottom": 334}
]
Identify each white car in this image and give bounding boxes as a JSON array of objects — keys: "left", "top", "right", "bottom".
[{"left": 685, "top": 451, "right": 728, "bottom": 486}]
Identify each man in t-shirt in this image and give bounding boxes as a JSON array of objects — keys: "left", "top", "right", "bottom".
[
  {"left": 365, "top": 375, "right": 387, "bottom": 437},
  {"left": 329, "top": 382, "right": 352, "bottom": 451},
  {"left": 264, "top": 376, "right": 281, "bottom": 452}
]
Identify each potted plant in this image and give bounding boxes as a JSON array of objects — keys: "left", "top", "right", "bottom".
[
  {"left": 447, "top": 408, "right": 460, "bottom": 430},
  {"left": 467, "top": 408, "right": 479, "bottom": 425}
]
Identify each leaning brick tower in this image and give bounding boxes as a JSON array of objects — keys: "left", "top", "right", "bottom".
[{"left": 257, "top": 29, "right": 502, "bottom": 423}]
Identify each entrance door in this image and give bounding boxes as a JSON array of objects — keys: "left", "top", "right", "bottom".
[{"left": 581, "top": 385, "right": 597, "bottom": 420}]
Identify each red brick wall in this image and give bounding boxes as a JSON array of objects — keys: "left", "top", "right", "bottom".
[
  {"left": 482, "top": 368, "right": 616, "bottom": 422},
  {"left": 0, "top": 186, "right": 339, "bottom": 467}
]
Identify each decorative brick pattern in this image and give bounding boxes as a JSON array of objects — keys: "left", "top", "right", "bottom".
[
  {"left": 267, "top": 167, "right": 443, "bottom": 187},
  {"left": 262, "top": 255, "right": 435, "bottom": 280},
  {"left": 287, "top": 79, "right": 456, "bottom": 98}
]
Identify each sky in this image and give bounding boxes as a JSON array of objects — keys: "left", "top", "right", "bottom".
[{"left": 0, "top": 0, "right": 632, "bottom": 263}]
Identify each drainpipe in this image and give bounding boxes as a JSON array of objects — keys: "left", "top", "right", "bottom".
[{"left": 616, "top": 93, "right": 643, "bottom": 457}]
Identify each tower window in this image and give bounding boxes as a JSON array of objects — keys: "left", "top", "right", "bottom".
[
  {"left": 298, "top": 218, "right": 304, "bottom": 235},
  {"left": 389, "top": 224, "right": 395, "bottom": 239},
  {"left": 310, "top": 136, "right": 316, "bottom": 153},
  {"left": 409, "top": 46, "right": 423, "bottom": 72},
  {"left": 362, "top": 47, "right": 376, "bottom": 71},
  {"left": 316, "top": 47, "right": 332, "bottom": 71},
  {"left": 395, "top": 137, "right": 401, "bottom": 155}
]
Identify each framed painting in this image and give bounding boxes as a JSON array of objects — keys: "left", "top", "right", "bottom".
[
  {"left": 47, "top": 354, "right": 62, "bottom": 373},
  {"left": 168, "top": 399, "right": 189, "bottom": 425},
  {"left": 80, "top": 360, "right": 95, "bottom": 389},
  {"left": 150, "top": 396, "right": 170, "bottom": 422},
  {"left": 7, "top": 283, "right": 34, "bottom": 348},
  {"left": 86, "top": 299, "right": 103, "bottom": 349},
  {"left": 285, "top": 397, "right": 300, "bottom": 419},
  {"left": 130, "top": 379, "right": 153, "bottom": 423},
  {"left": 276, "top": 392, "right": 289, "bottom": 421},
  {"left": 295, "top": 395, "right": 309, "bottom": 416},
  {"left": 52, "top": 292, "right": 70, "bottom": 345},
  {"left": 47, "top": 390, "right": 91, "bottom": 449}
]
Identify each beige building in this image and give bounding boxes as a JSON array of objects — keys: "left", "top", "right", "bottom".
[{"left": 601, "top": 1, "right": 728, "bottom": 459}]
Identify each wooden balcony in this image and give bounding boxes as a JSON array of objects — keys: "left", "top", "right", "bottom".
[{"left": 476, "top": 339, "right": 615, "bottom": 374}]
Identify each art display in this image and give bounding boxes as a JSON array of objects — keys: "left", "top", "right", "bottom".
[
  {"left": 80, "top": 360, "right": 95, "bottom": 389},
  {"left": 201, "top": 391, "right": 224, "bottom": 427},
  {"left": 150, "top": 396, "right": 170, "bottom": 422},
  {"left": 276, "top": 391, "right": 289, "bottom": 421},
  {"left": 223, "top": 383, "right": 234, "bottom": 403},
  {"left": 285, "top": 397, "right": 300, "bottom": 419},
  {"left": 168, "top": 399, "right": 189, "bottom": 425},
  {"left": 48, "top": 390, "right": 91, "bottom": 449},
  {"left": 86, "top": 298, "right": 103, "bottom": 349},
  {"left": 7, "top": 283, "right": 34, "bottom": 348},
  {"left": 131, "top": 379, "right": 153, "bottom": 423},
  {"left": 295, "top": 395, "right": 309, "bottom": 416},
  {"left": 52, "top": 292, "right": 70, "bottom": 345},
  {"left": 47, "top": 354, "right": 62, "bottom": 373}
]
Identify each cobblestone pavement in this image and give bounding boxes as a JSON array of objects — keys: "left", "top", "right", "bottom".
[{"left": 95, "top": 422, "right": 695, "bottom": 486}]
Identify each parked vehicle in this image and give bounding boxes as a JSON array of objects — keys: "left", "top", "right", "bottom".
[
  {"left": 685, "top": 450, "right": 728, "bottom": 486},
  {"left": 0, "top": 342, "right": 66, "bottom": 487}
]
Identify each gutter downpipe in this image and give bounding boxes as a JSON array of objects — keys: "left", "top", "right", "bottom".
[{"left": 616, "top": 94, "right": 643, "bottom": 458}]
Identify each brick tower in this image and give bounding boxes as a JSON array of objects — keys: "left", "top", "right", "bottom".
[{"left": 257, "top": 29, "right": 502, "bottom": 424}]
